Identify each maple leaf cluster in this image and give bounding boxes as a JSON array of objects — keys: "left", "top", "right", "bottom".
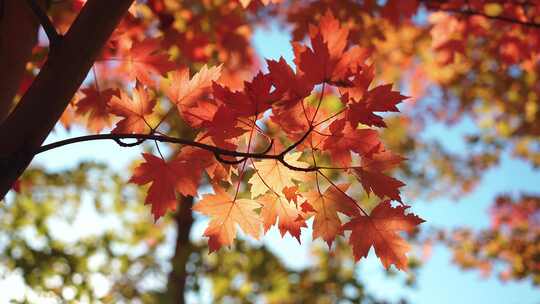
[
  {"left": 428, "top": 1, "right": 540, "bottom": 68},
  {"left": 32, "top": 4, "right": 424, "bottom": 270},
  {"left": 86, "top": 11, "right": 420, "bottom": 270},
  {"left": 442, "top": 195, "right": 540, "bottom": 283}
]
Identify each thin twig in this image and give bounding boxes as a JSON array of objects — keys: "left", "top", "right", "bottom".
[
  {"left": 424, "top": 1, "right": 540, "bottom": 29},
  {"left": 280, "top": 126, "right": 313, "bottom": 156}
]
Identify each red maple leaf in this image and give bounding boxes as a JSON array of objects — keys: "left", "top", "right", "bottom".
[
  {"left": 322, "top": 119, "right": 382, "bottom": 167},
  {"left": 201, "top": 105, "right": 247, "bottom": 149},
  {"left": 117, "top": 37, "right": 176, "bottom": 86},
  {"left": 181, "top": 99, "right": 218, "bottom": 129},
  {"left": 347, "top": 84, "right": 408, "bottom": 128},
  {"left": 293, "top": 11, "right": 370, "bottom": 86},
  {"left": 129, "top": 152, "right": 206, "bottom": 220},
  {"left": 354, "top": 169, "right": 405, "bottom": 202},
  {"left": 302, "top": 184, "right": 360, "bottom": 247},
  {"left": 343, "top": 201, "right": 424, "bottom": 270},
  {"left": 266, "top": 57, "right": 313, "bottom": 108},
  {"left": 76, "top": 87, "right": 117, "bottom": 133},
  {"left": 381, "top": 0, "right": 420, "bottom": 25},
  {"left": 354, "top": 149, "right": 406, "bottom": 202},
  {"left": 212, "top": 72, "right": 277, "bottom": 118}
]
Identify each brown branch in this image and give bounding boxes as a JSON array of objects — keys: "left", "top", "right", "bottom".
[
  {"left": 424, "top": 1, "right": 540, "bottom": 29},
  {"left": 280, "top": 126, "right": 313, "bottom": 155},
  {"left": 213, "top": 153, "right": 248, "bottom": 165},
  {"left": 36, "top": 133, "right": 266, "bottom": 157},
  {"left": 0, "top": 1, "right": 41, "bottom": 123},
  {"left": 0, "top": 0, "right": 134, "bottom": 199},
  {"left": 24, "top": 0, "right": 61, "bottom": 45},
  {"left": 33, "top": 133, "right": 317, "bottom": 172}
]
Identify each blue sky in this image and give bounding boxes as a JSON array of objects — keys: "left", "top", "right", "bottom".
[
  {"left": 1, "top": 20, "right": 540, "bottom": 304},
  {"left": 251, "top": 23, "right": 540, "bottom": 304}
]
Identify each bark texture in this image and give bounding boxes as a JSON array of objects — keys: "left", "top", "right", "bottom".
[
  {"left": 0, "top": 0, "right": 134, "bottom": 199},
  {"left": 166, "top": 197, "right": 195, "bottom": 304},
  {"left": 0, "top": 0, "right": 42, "bottom": 123}
]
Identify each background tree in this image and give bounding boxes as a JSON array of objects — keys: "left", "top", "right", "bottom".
[{"left": 1, "top": 0, "right": 540, "bottom": 303}]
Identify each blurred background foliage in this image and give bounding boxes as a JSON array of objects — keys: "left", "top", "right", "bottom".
[{"left": 1, "top": 162, "right": 416, "bottom": 303}]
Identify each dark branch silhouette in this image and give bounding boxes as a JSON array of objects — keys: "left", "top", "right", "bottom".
[
  {"left": 24, "top": 0, "right": 62, "bottom": 45},
  {"left": 35, "top": 133, "right": 318, "bottom": 172}
]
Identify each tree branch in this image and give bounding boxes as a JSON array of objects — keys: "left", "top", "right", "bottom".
[
  {"left": 280, "top": 126, "right": 313, "bottom": 156},
  {"left": 34, "top": 133, "right": 319, "bottom": 172},
  {"left": 24, "top": 0, "right": 61, "bottom": 46},
  {"left": 0, "top": 0, "right": 42, "bottom": 123},
  {"left": 424, "top": 1, "right": 540, "bottom": 29},
  {"left": 0, "top": 0, "right": 134, "bottom": 199}
]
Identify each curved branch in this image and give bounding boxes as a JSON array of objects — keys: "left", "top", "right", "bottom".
[
  {"left": 113, "top": 137, "right": 146, "bottom": 147},
  {"left": 36, "top": 133, "right": 275, "bottom": 158},
  {"left": 213, "top": 153, "right": 247, "bottom": 165},
  {"left": 212, "top": 138, "right": 274, "bottom": 165},
  {"left": 280, "top": 126, "right": 313, "bottom": 156},
  {"left": 35, "top": 133, "right": 324, "bottom": 172},
  {"left": 261, "top": 138, "right": 274, "bottom": 155}
]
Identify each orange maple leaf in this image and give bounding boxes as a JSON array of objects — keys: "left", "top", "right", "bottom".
[
  {"left": 192, "top": 185, "right": 262, "bottom": 252},
  {"left": 109, "top": 83, "right": 155, "bottom": 134},
  {"left": 343, "top": 201, "right": 424, "bottom": 270},
  {"left": 120, "top": 38, "right": 176, "bottom": 86},
  {"left": 248, "top": 152, "right": 309, "bottom": 198},
  {"left": 259, "top": 194, "right": 307, "bottom": 242},
  {"left": 164, "top": 64, "right": 222, "bottom": 110},
  {"left": 282, "top": 185, "right": 301, "bottom": 205},
  {"left": 302, "top": 184, "right": 359, "bottom": 247}
]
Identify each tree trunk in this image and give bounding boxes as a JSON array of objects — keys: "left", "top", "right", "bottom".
[
  {"left": 166, "top": 196, "right": 195, "bottom": 304},
  {"left": 0, "top": 0, "right": 134, "bottom": 199}
]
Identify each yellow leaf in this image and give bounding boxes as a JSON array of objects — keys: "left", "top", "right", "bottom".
[{"left": 248, "top": 152, "right": 309, "bottom": 198}]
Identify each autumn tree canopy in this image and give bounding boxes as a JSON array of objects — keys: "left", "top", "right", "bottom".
[{"left": 1, "top": 0, "right": 540, "bottom": 302}]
